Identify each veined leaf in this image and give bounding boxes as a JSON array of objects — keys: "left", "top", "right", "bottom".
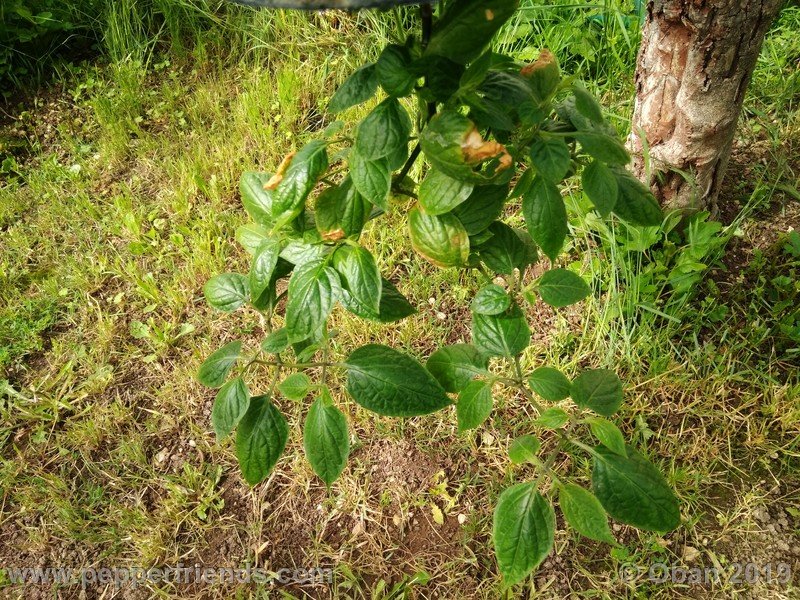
[
  {"left": 493, "top": 483, "right": 554, "bottom": 585},
  {"left": 198, "top": 341, "right": 242, "bottom": 388},
  {"left": 236, "top": 395, "right": 288, "bottom": 485},
  {"left": 304, "top": 389, "right": 350, "bottom": 486},
  {"left": 285, "top": 260, "right": 341, "bottom": 343},
  {"left": 522, "top": 176, "right": 567, "bottom": 261},
  {"left": 345, "top": 344, "right": 451, "bottom": 417}
]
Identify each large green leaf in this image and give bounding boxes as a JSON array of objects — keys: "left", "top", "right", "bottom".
[
  {"left": 559, "top": 483, "right": 616, "bottom": 544},
  {"left": 570, "top": 369, "right": 622, "bottom": 416},
  {"left": 508, "top": 434, "right": 541, "bottom": 464},
  {"left": 236, "top": 223, "right": 271, "bottom": 255},
  {"left": 493, "top": 483, "right": 555, "bottom": 585},
  {"left": 211, "top": 377, "right": 250, "bottom": 440},
  {"left": 587, "top": 417, "right": 627, "bottom": 456},
  {"left": 376, "top": 44, "right": 417, "bottom": 97},
  {"left": 420, "top": 110, "right": 510, "bottom": 183},
  {"left": 527, "top": 366, "right": 571, "bottom": 401},
  {"left": 304, "top": 389, "right": 350, "bottom": 486},
  {"left": 457, "top": 379, "right": 493, "bottom": 432},
  {"left": 235, "top": 395, "right": 288, "bottom": 486},
  {"left": 349, "top": 148, "right": 391, "bottom": 211},
  {"left": 278, "top": 372, "right": 312, "bottom": 401},
  {"left": 529, "top": 137, "right": 571, "bottom": 183},
  {"left": 338, "top": 277, "right": 415, "bottom": 323},
  {"left": 408, "top": 206, "right": 470, "bottom": 268},
  {"left": 332, "top": 245, "right": 382, "bottom": 315},
  {"left": 522, "top": 176, "right": 568, "bottom": 261},
  {"left": 592, "top": 446, "right": 681, "bottom": 532},
  {"left": 314, "top": 177, "right": 371, "bottom": 241},
  {"left": 612, "top": 169, "right": 663, "bottom": 226},
  {"left": 452, "top": 183, "right": 508, "bottom": 235},
  {"left": 204, "top": 273, "right": 249, "bottom": 313},
  {"left": 536, "top": 268, "right": 591, "bottom": 308},
  {"left": 426, "top": 0, "right": 520, "bottom": 64},
  {"left": 471, "top": 284, "right": 511, "bottom": 315},
  {"left": 581, "top": 160, "right": 618, "bottom": 217},
  {"left": 355, "top": 98, "right": 411, "bottom": 160},
  {"left": 271, "top": 141, "right": 329, "bottom": 227},
  {"left": 345, "top": 344, "right": 451, "bottom": 417},
  {"left": 571, "top": 84, "right": 604, "bottom": 124},
  {"left": 472, "top": 304, "right": 531, "bottom": 357},
  {"left": 477, "top": 221, "right": 537, "bottom": 275},
  {"left": 198, "top": 341, "right": 242, "bottom": 388},
  {"left": 261, "top": 328, "right": 289, "bottom": 354},
  {"left": 249, "top": 239, "right": 281, "bottom": 307},
  {"left": 426, "top": 343, "right": 489, "bottom": 393},
  {"left": 574, "top": 132, "right": 630, "bottom": 166},
  {"left": 418, "top": 168, "right": 474, "bottom": 216},
  {"left": 240, "top": 172, "right": 276, "bottom": 226},
  {"left": 285, "top": 260, "right": 341, "bottom": 343},
  {"left": 328, "top": 63, "right": 378, "bottom": 113}
]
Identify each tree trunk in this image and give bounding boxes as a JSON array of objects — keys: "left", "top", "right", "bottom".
[{"left": 628, "top": 0, "right": 784, "bottom": 214}]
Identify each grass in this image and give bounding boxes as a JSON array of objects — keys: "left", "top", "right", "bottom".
[{"left": 1, "top": 1, "right": 799, "bottom": 598}]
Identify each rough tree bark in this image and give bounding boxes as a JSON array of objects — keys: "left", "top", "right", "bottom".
[{"left": 628, "top": 0, "right": 785, "bottom": 214}]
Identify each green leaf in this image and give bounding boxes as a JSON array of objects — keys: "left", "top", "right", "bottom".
[
  {"left": 571, "top": 369, "right": 622, "bottom": 416},
  {"left": 355, "top": 97, "right": 411, "bottom": 160},
  {"left": 452, "top": 183, "right": 508, "bottom": 235},
  {"left": 345, "top": 344, "right": 451, "bottom": 417},
  {"left": 522, "top": 176, "right": 567, "bottom": 261},
  {"left": 304, "top": 389, "right": 350, "bottom": 486},
  {"left": 493, "top": 483, "right": 555, "bottom": 585},
  {"left": 459, "top": 50, "right": 494, "bottom": 91},
  {"left": 559, "top": 483, "right": 616, "bottom": 544},
  {"left": 285, "top": 260, "right": 341, "bottom": 344},
  {"left": 204, "top": 273, "right": 249, "bottom": 313},
  {"left": 211, "top": 377, "right": 250, "bottom": 440},
  {"left": 456, "top": 379, "right": 493, "bottom": 431},
  {"left": 418, "top": 168, "right": 474, "bottom": 216},
  {"left": 472, "top": 304, "right": 531, "bottom": 357},
  {"left": 471, "top": 284, "right": 511, "bottom": 315},
  {"left": 261, "top": 328, "right": 289, "bottom": 354},
  {"left": 528, "top": 366, "right": 571, "bottom": 401},
  {"left": 508, "top": 434, "right": 541, "bottom": 464},
  {"left": 426, "top": 0, "right": 520, "bottom": 65},
  {"left": 612, "top": 169, "right": 663, "bottom": 227},
  {"left": 574, "top": 132, "right": 630, "bottom": 166},
  {"left": 426, "top": 344, "right": 489, "bottom": 393},
  {"left": 408, "top": 206, "right": 470, "bottom": 268},
  {"left": 236, "top": 395, "right": 288, "bottom": 485},
  {"left": 315, "top": 177, "right": 371, "bottom": 241},
  {"left": 249, "top": 239, "right": 281, "bottom": 306},
  {"left": 349, "top": 148, "right": 391, "bottom": 211},
  {"left": 420, "top": 110, "right": 511, "bottom": 183},
  {"left": 522, "top": 49, "right": 561, "bottom": 103},
  {"left": 529, "top": 137, "right": 571, "bottom": 183},
  {"left": 376, "top": 44, "right": 417, "bottom": 97},
  {"left": 588, "top": 417, "right": 627, "bottom": 456},
  {"left": 592, "top": 446, "right": 681, "bottom": 532},
  {"left": 236, "top": 223, "right": 271, "bottom": 255},
  {"left": 198, "top": 341, "right": 242, "bottom": 388},
  {"left": 477, "top": 221, "right": 536, "bottom": 275},
  {"left": 332, "top": 245, "right": 381, "bottom": 315},
  {"left": 571, "top": 84, "right": 604, "bottom": 124},
  {"left": 328, "top": 63, "right": 378, "bottom": 113},
  {"left": 339, "top": 277, "right": 415, "bottom": 323},
  {"left": 278, "top": 372, "right": 312, "bottom": 401},
  {"left": 534, "top": 407, "right": 569, "bottom": 429},
  {"left": 536, "top": 269, "right": 591, "bottom": 308},
  {"left": 271, "top": 141, "right": 329, "bottom": 227},
  {"left": 240, "top": 172, "right": 276, "bottom": 226},
  {"left": 581, "top": 160, "right": 618, "bottom": 217}
]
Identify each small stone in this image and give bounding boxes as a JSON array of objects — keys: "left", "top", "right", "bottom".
[
  {"left": 188, "top": 439, "right": 196, "bottom": 447},
  {"left": 682, "top": 546, "right": 700, "bottom": 562},
  {"left": 457, "top": 514, "right": 467, "bottom": 525}
]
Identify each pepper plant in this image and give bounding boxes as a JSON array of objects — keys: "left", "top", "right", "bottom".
[{"left": 198, "top": 0, "right": 680, "bottom": 585}]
